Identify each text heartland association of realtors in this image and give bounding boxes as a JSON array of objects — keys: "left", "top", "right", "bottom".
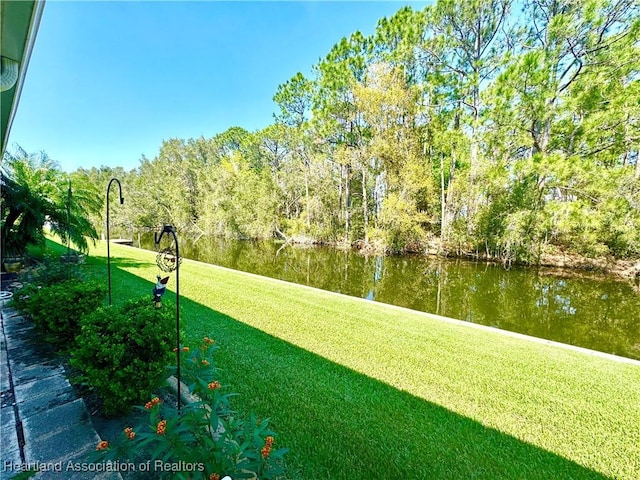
[{"left": 3, "top": 460, "right": 231, "bottom": 476}]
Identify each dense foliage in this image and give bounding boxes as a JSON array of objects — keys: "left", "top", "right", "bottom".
[
  {"left": 71, "top": 298, "right": 175, "bottom": 415},
  {"left": 12, "top": 279, "right": 105, "bottom": 347},
  {"left": 80, "top": 0, "right": 639, "bottom": 264},
  {"left": 19, "top": 255, "right": 84, "bottom": 286},
  {"left": 1, "top": 146, "right": 101, "bottom": 260}
]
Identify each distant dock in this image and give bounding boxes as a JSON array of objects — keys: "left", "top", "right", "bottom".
[{"left": 110, "top": 238, "right": 133, "bottom": 246}]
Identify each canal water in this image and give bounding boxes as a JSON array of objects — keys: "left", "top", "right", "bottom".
[{"left": 138, "top": 234, "right": 640, "bottom": 360}]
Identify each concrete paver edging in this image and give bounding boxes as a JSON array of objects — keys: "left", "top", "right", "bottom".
[{"left": 0, "top": 308, "right": 121, "bottom": 480}]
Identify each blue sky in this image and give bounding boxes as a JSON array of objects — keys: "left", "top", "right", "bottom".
[{"left": 8, "top": 1, "right": 428, "bottom": 172}]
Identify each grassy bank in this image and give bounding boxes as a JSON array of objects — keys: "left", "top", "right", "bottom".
[{"left": 55, "top": 240, "right": 640, "bottom": 479}]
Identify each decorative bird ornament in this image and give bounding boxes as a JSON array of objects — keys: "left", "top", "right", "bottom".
[{"left": 153, "top": 275, "right": 170, "bottom": 308}]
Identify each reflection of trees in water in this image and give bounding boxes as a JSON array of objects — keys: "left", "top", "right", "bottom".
[{"left": 139, "top": 234, "right": 640, "bottom": 359}]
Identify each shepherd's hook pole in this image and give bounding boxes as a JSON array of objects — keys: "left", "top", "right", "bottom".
[
  {"left": 106, "top": 178, "right": 124, "bottom": 305},
  {"left": 67, "top": 179, "right": 72, "bottom": 257},
  {"left": 155, "top": 224, "right": 181, "bottom": 411}
]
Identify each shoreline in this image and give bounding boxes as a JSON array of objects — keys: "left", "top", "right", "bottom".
[
  {"left": 129, "top": 228, "right": 640, "bottom": 281},
  {"left": 426, "top": 250, "right": 640, "bottom": 282},
  {"left": 307, "top": 236, "right": 640, "bottom": 281}
]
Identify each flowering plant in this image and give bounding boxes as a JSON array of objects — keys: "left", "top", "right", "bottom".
[{"left": 92, "top": 337, "right": 288, "bottom": 479}]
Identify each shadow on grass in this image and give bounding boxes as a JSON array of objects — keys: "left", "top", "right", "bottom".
[{"left": 96, "top": 264, "right": 610, "bottom": 480}]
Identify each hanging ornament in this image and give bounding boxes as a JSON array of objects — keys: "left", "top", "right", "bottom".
[
  {"left": 156, "top": 247, "right": 182, "bottom": 273},
  {"left": 152, "top": 275, "right": 170, "bottom": 308}
]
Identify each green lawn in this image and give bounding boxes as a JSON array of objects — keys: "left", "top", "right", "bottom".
[{"left": 56, "top": 240, "right": 640, "bottom": 479}]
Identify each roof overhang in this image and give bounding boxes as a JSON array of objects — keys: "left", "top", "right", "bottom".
[{"left": 1, "top": 0, "right": 46, "bottom": 157}]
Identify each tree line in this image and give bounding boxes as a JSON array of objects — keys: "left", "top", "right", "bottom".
[{"left": 78, "top": 0, "right": 639, "bottom": 265}]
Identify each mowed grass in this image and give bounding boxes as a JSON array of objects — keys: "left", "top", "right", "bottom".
[{"left": 66, "top": 240, "right": 639, "bottom": 479}]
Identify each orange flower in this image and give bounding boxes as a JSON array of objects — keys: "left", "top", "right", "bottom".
[
  {"left": 209, "top": 474, "right": 220, "bottom": 480},
  {"left": 172, "top": 347, "right": 178, "bottom": 353},
  {"left": 144, "top": 397, "right": 161, "bottom": 410},
  {"left": 182, "top": 346, "right": 190, "bottom": 352},
  {"left": 261, "top": 445, "right": 271, "bottom": 458},
  {"left": 201, "top": 359, "right": 210, "bottom": 366},
  {"left": 156, "top": 419, "right": 167, "bottom": 435},
  {"left": 207, "top": 381, "right": 220, "bottom": 390},
  {"left": 96, "top": 440, "right": 109, "bottom": 451},
  {"left": 124, "top": 427, "right": 135, "bottom": 440},
  {"left": 203, "top": 336, "right": 215, "bottom": 345},
  {"left": 261, "top": 435, "right": 274, "bottom": 458}
]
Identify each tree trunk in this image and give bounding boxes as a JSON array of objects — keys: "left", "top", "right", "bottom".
[
  {"left": 3, "top": 208, "right": 22, "bottom": 235},
  {"left": 344, "top": 164, "right": 351, "bottom": 240},
  {"left": 440, "top": 151, "right": 446, "bottom": 241},
  {"left": 337, "top": 163, "right": 343, "bottom": 229},
  {"left": 470, "top": 86, "right": 480, "bottom": 178},
  {"left": 362, "top": 164, "right": 368, "bottom": 243},
  {"left": 443, "top": 150, "right": 457, "bottom": 245},
  {"left": 304, "top": 167, "right": 310, "bottom": 230}
]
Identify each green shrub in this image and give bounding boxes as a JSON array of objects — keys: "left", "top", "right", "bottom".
[
  {"left": 10, "top": 283, "right": 41, "bottom": 314},
  {"left": 11, "top": 256, "right": 85, "bottom": 315},
  {"left": 20, "top": 255, "right": 84, "bottom": 286},
  {"left": 12, "top": 280, "right": 104, "bottom": 347},
  {"left": 71, "top": 297, "right": 175, "bottom": 416}
]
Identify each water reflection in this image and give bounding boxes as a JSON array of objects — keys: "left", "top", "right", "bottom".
[{"left": 138, "top": 234, "right": 640, "bottom": 360}]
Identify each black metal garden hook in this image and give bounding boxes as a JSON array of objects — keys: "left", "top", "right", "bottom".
[
  {"left": 106, "top": 178, "right": 124, "bottom": 305},
  {"left": 154, "top": 224, "right": 182, "bottom": 411}
]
